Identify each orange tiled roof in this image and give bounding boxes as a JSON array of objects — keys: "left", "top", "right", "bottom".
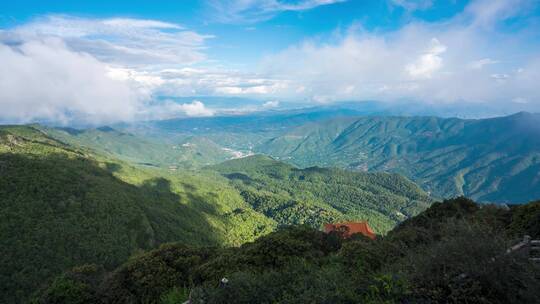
[{"left": 324, "top": 221, "right": 376, "bottom": 239}]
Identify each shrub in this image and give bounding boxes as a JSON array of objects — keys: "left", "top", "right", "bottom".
[{"left": 395, "top": 219, "right": 540, "bottom": 303}]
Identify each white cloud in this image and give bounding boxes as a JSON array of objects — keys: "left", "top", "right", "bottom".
[
  {"left": 405, "top": 38, "right": 446, "bottom": 79},
  {"left": 0, "top": 37, "right": 218, "bottom": 124},
  {"left": 214, "top": 84, "right": 280, "bottom": 95},
  {"left": 3, "top": 15, "right": 212, "bottom": 66},
  {"left": 101, "top": 18, "right": 182, "bottom": 29},
  {"left": 136, "top": 100, "right": 215, "bottom": 120},
  {"left": 134, "top": 67, "right": 289, "bottom": 97},
  {"left": 179, "top": 100, "right": 215, "bottom": 116},
  {"left": 391, "top": 0, "right": 433, "bottom": 11},
  {"left": 257, "top": 0, "right": 540, "bottom": 106},
  {"left": 491, "top": 73, "right": 510, "bottom": 82},
  {"left": 464, "top": 0, "right": 533, "bottom": 28},
  {"left": 0, "top": 38, "right": 140, "bottom": 124},
  {"left": 512, "top": 97, "right": 529, "bottom": 104},
  {"left": 207, "top": 0, "right": 347, "bottom": 23},
  {"left": 263, "top": 100, "right": 280, "bottom": 108},
  {"left": 106, "top": 67, "right": 166, "bottom": 97},
  {"left": 469, "top": 58, "right": 498, "bottom": 69},
  {"left": 0, "top": 16, "right": 220, "bottom": 124}
]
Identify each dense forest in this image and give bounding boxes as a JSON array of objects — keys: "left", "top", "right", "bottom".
[
  {"left": 255, "top": 112, "right": 540, "bottom": 203},
  {"left": 33, "top": 197, "right": 540, "bottom": 304},
  {"left": 0, "top": 125, "right": 430, "bottom": 303},
  {"left": 210, "top": 155, "right": 431, "bottom": 232}
]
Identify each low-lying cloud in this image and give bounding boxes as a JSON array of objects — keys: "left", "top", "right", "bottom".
[
  {"left": 0, "top": 16, "right": 216, "bottom": 125},
  {"left": 0, "top": 38, "right": 215, "bottom": 125},
  {"left": 137, "top": 100, "right": 215, "bottom": 120},
  {"left": 0, "top": 38, "right": 140, "bottom": 124}
]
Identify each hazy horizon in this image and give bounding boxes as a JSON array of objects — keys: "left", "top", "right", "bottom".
[{"left": 2, "top": 0, "right": 540, "bottom": 125}]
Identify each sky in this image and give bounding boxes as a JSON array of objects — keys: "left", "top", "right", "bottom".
[{"left": 1, "top": 0, "right": 540, "bottom": 124}]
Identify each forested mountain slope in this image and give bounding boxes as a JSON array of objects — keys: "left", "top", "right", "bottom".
[
  {"left": 43, "top": 126, "right": 238, "bottom": 168},
  {"left": 113, "top": 110, "right": 540, "bottom": 203},
  {"left": 256, "top": 112, "right": 540, "bottom": 203},
  {"left": 119, "top": 108, "right": 366, "bottom": 152},
  {"left": 0, "top": 125, "right": 431, "bottom": 303},
  {"left": 35, "top": 198, "right": 540, "bottom": 304},
  {"left": 209, "top": 155, "right": 432, "bottom": 232},
  {"left": 0, "top": 126, "right": 274, "bottom": 303}
]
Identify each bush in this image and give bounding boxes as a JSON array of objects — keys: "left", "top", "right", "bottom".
[
  {"left": 35, "top": 200, "right": 540, "bottom": 304},
  {"left": 99, "top": 244, "right": 215, "bottom": 303},
  {"left": 160, "top": 287, "right": 190, "bottom": 304},
  {"left": 394, "top": 219, "right": 540, "bottom": 303},
  {"left": 32, "top": 264, "right": 104, "bottom": 304},
  {"left": 508, "top": 201, "right": 540, "bottom": 238}
]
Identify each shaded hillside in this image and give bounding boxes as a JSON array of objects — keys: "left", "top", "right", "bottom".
[
  {"left": 209, "top": 155, "right": 432, "bottom": 233},
  {"left": 256, "top": 112, "right": 540, "bottom": 203},
  {"left": 35, "top": 198, "right": 540, "bottom": 304},
  {"left": 0, "top": 126, "right": 275, "bottom": 303}
]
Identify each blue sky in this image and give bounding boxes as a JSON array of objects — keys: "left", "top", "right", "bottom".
[
  {"left": 1, "top": 0, "right": 539, "bottom": 123},
  {"left": 0, "top": 0, "right": 472, "bottom": 65}
]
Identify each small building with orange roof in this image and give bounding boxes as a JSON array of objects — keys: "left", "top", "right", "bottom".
[{"left": 324, "top": 221, "right": 376, "bottom": 239}]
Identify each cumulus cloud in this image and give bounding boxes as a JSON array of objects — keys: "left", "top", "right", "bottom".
[
  {"left": 405, "top": 38, "right": 446, "bottom": 79},
  {"left": 0, "top": 38, "right": 140, "bottom": 124},
  {"left": 207, "top": 0, "right": 347, "bottom": 23},
  {"left": 258, "top": 0, "right": 540, "bottom": 106},
  {"left": 177, "top": 100, "right": 215, "bottom": 116},
  {"left": 139, "top": 100, "right": 215, "bottom": 120},
  {"left": 0, "top": 16, "right": 220, "bottom": 124},
  {"left": 123, "top": 67, "right": 289, "bottom": 97},
  {"left": 1, "top": 0, "right": 539, "bottom": 125}
]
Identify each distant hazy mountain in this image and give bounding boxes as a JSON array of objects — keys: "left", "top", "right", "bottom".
[
  {"left": 257, "top": 112, "right": 540, "bottom": 203},
  {"left": 149, "top": 98, "right": 540, "bottom": 119},
  {"left": 43, "top": 109, "right": 540, "bottom": 203},
  {"left": 43, "top": 126, "right": 244, "bottom": 168}
]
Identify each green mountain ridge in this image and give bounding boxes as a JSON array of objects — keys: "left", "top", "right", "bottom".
[
  {"left": 209, "top": 155, "right": 431, "bottom": 231},
  {"left": 35, "top": 197, "right": 540, "bottom": 304},
  {"left": 0, "top": 125, "right": 431, "bottom": 303},
  {"left": 110, "top": 111, "right": 540, "bottom": 203},
  {"left": 255, "top": 112, "right": 540, "bottom": 203},
  {"left": 43, "top": 126, "right": 239, "bottom": 169},
  {"left": 0, "top": 125, "right": 275, "bottom": 303}
]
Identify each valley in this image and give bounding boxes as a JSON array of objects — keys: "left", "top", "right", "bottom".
[{"left": 49, "top": 110, "right": 540, "bottom": 203}]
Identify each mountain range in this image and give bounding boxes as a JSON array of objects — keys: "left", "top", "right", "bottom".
[
  {"left": 108, "top": 110, "right": 540, "bottom": 203},
  {"left": 0, "top": 124, "right": 430, "bottom": 303},
  {"left": 256, "top": 112, "right": 540, "bottom": 203},
  {"left": 3, "top": 109, "right": 540, "bottom": 302}
]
